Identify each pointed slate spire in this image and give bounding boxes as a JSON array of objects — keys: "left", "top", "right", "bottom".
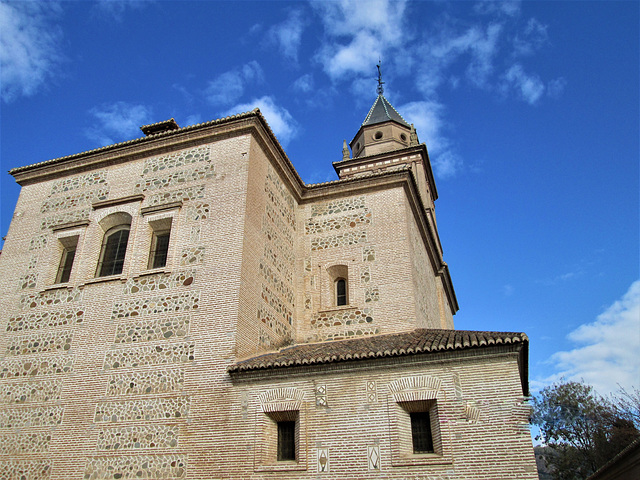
[
  {"left": 361, "top": 95, "right": 410, "bottom": 128},
  {"left": 342, "top": 139, "right": 350, "bottom": 160}
]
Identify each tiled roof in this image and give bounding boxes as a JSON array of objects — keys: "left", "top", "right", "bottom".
[
  {"left": 229, "top": 328, "right": 528, "bottom": 373},
  {"left": 362, "top": 95, "right": 410, "bottom": 127}
]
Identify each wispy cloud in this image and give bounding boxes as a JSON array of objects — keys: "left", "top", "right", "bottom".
[
  {"left": 93, "top": 0, "right": 150, "bottom": 21},
  {"left": 267, "top": 9, "right": 307, "bottom": 62},
  {"left": 205, "top": 61, "right": 264, "bottom": 106},
  {"left": 399, "top": 100, "right": 462, "bottom": 179},
  {"left": 501, "top": 63, "right": 545, "bottom": 104},
  {"left": 474, "top": 0, "right": 521, "bottom": 18},
  {"left": 292, "top": 74, "right": 314, "bottom": 93},
  {"left": 86, "top": 101, "right": 151, "bottom": 146},
  {"left": 223, "top": 96, "right": 298, "bottom": 147},
  {"left": 513, "top": 18, "right": 549, "bottom": 57},
  {"left": 543, "top": 280, "right": 640, "bottom": 396},
  {"left": 0, "top": 1, "right": 63, "bottom": 102}
]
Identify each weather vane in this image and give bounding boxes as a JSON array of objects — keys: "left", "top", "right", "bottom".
[{"left": 376, "top": 61, "right": 384, "bottom": 95}]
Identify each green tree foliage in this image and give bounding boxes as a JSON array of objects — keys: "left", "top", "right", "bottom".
[{"left": 532, "top": 381, "right": 639, "bottom": 480}]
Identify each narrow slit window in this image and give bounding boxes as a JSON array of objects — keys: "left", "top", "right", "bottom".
[
  {"left": 336, "top": 278, "right": 347, "bottom": 306},
  {"left": 410, "top": 411, "right": 434, "bottom": 454},
  {"left": 55, "top": 237, "right": 78, "bottom": 284},
  {"left": 277, "top": 421, "right": 296, "bottom": 461},
  {"left": 149, "top": 231, "right": 170, "bottom": 269}
]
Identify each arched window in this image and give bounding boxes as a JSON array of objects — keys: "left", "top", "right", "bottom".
[
  {"left": 336, "top": 278, "right": 348, "bottom": 306},
  {"left": 97, "top": 225, "right": 130, "bottom": 277}
]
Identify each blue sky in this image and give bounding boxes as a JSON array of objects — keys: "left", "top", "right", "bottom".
[{"left": 1, "top": 0, "right": 638, "bottom": 398}]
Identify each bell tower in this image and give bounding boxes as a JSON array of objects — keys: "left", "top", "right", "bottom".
[
  {"left": 335, "top": 65, "right": 438, "bottom": 215},
  {"left": 349, "top": 64, "right": 416, "bottom": 158}
]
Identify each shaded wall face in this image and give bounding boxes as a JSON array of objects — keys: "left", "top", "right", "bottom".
[
  {"left": 297, "top": 186, "right": 449, "bottom": 342},
  {"left": 0, "top": 136, "right": 255, "bottom": 479},
  {"left": 235, "top": 139, "right": 298, "bottom": 357}
]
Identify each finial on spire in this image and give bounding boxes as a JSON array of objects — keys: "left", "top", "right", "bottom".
[
  {"left": 342, "top": 139, "right": 350, "bottom": 160},
  {"left": 376, "top": 61, "right": 385, "bottom": 96}
]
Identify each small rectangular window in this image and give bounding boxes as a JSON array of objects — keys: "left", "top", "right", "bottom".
[
  {"left": 410, "top": 411, "right": 434, "bottom": 453},
  {"left": 277, "top": 421, "right": 296, "bottom": 461},
  {"left": 56, "top": 246, "right": 76, "bottom": 283},
  {"left": 55, "top": 235, "right": 79, "bottom": 284},
  {"left": 148, "top": 231, "right": 170, "bottom": 269}
]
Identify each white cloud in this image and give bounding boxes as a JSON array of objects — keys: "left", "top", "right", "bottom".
[
  {"left": 223, "top": 96, "right": 298, "bottom": 147},
  {"left": 313, "top": 0, "right": 407, "bottom": 83},
  {"left": 86, "top": 102, "right": 151, "bottom": 146},
  {"left": 292, "top": 74, "right": 314, "bottom": 93},
  {"left": 547, "top": 280, "right": 640, "bottom": 396},
  {"left": 268, "top": 9, "right": 307, "bottom": 62},
  {"left": 513, "top": 18, "right": 549, "bottom": 56},
  {"left": 94, "top": 0, "right": 150, "bottom": 20},
  {"left": 547, "top": 77, "right": 567, "bottom": 98},
  {"left": 0, "top": 1, "right": 63, "bottom": 102},
  {"left": 399, "top": 100, "right": 462, "bottom": 179},
  {"left": 205, "top": 61, "right": 264, "bottom": 106},
  {"left": 501, "top": 64, "right": 545, "bottom": 104},
  {"left": 474, "top": 0, "right": 521, "bottom": 18}
]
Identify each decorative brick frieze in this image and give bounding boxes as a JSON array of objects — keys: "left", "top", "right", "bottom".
[
  {"left": 103, "top": 343, "right": 195, "bottom": 370},
  {"left": 362, "top": 245, "right": 376, "bottom": 262},
  {"left": 111, "top": 292, "right": 199, "bottom": 319},
  {"left": 145, "top": 185, "right": 205, "bottom": 207},
  {"left": 305, "top": 209, "right": 371, "bottom": 235},
  {"left": 0, "top": 459, "right": 52, "bottom": 480},
  {"left": 179, "top": 246, "right": 205, "bottom": 266},
  {"left": 123, "top": 270, "right": 195, "bottom": 295},
  {"left": 7, "top": 309, "right": 84, "bottom": 332},
  {"left": 142, "top": 145, "right": 210, "bottom": 175},
  {"left": 135, "top": 164, "right": 215, "bottom": 193},
  {"left": 311, "top": 308, "right": 373, "bottom": 329},
  {"left": 0, "top": 380, "right": 62, "bottom": 404},
  {"left": 106, "top": 369, "right": 184, "bottom": 396},
  {"left": 41, "top": 208, "right": 91, "bottom": 230},
  {"left": 0, "top": 355, "right": 74, "bottom": 379},
  {"left": 184, "top": 203, "right": 210, "bottom": 221},
  {"left": 50, "top": 171, "right": 107, "bottom": 195},
  {"left": 259, "top": 262, "right": 294, "bottom": 305},
  {"left": 310, "top": 231, "right": 367, "bottom": 251},
  {"left": 21, "top": 288, "right": 82, "bottom": 310},
  {"left": 114, "top": 315, "right": 190, "bottom": 344},
  {"left": 0, "top": 405, "right": 64, "bottom": 428},
  {"left": 0, "top": 431, "right": 51, "bottom": 455},
  {"left": 29, "top": 235, "right": 48, "bottom": 251},
  {"left": 41, "top": 188, "right": 109, "bottom": 214},
  {"left": 84, "top": 454, "right": 186, "bottom": 480},
  {"left": 364, "top": 286, "right": 379, "bottom": 303},
  {"left": 6, "top": 331, "right": 73, "bottom": 356},
  {"left": 94, "top": 397, "right": 190, "bottom": 423},
  {"left": 97, "top": 424, "right": 179, "bottom": 450},
  {"left": 310, "top": 196, "right": 366, "bottom": 216}
]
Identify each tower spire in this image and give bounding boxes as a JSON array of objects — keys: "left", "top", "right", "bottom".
[{"left": 376, "top": 62, "right": 385, "bottom": 96}]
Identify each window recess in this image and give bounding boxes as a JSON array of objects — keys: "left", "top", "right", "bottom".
[{"left": 55, "top": 235, "right": 79, "bottom": 284}]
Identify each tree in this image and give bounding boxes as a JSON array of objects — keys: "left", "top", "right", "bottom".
[{"left": 531, "top": 381, "right": 639, "bottom": 480}]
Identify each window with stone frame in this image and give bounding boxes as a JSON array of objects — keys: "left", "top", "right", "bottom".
[
  {"left": 387, "top": 376, "right": 453, "bottom": 467},
  {"left": 256, "top": 388, "right": 307, "bottom": 472},
  {"left": 148, "top": 229, "right": 171, "bottom": 269},
  {"left": 95, "top": 212, "right": 133, "bottom": 277},
  {"left": 326, "top": 264, "right": 349, "bottom": 307}
]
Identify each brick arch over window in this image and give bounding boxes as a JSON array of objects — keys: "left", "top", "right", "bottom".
[
  {"left": 96, "top": 212, "right": 132, "bottom": 277},
  {"left": 326, "top": 264, "right": 349, "bottom": 306}
]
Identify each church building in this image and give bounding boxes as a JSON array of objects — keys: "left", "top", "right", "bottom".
[{"left": 0, "top": 87, "right": 537, "bottom": 479}]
